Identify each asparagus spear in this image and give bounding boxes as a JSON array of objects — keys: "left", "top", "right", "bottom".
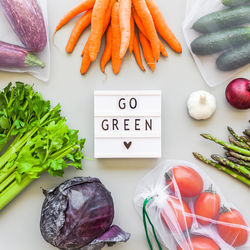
[
  {"left": 227, "top": 151, "right": 250, "bottom": 162},
  {"left": 227, "top": 126, "right": 246, "bottom": 143},
  {"left": 240, "top": 136, "right": 250, "bottom": 143},
  {"left": 193, "top": 152, "right": 250, "bottom": 186},
  {"left": 228, "top": 136, "right": 250, "bottom": 150},
  {"left": 226, "top": 156, "right": 250, "bottom": 169},
  {"left": 211, "top": 154, "right": 250, "bottom": 178},
  {"left": 244, "top": 129, "right": 250, "bottom": 138},
  {"left": 201, "top": 134, "right": 250, "bottom": 156}
]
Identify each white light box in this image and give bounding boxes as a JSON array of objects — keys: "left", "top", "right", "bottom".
[{"left": 94, "top": 90, "right": 161, "bottom": 158}]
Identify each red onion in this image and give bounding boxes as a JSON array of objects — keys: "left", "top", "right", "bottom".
[{"left": 225, "top": 78, "right": 250, "bottom": 110}]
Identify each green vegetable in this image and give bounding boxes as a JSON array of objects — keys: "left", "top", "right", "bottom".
[
  {"left": 227, "top": 150, "right": 250, "bottom": 162},
  {"left": 226, "top": 156, "right": 250, "bottom": 168},
  {"left": 0, "top": 82, "right": 85, "bottom": 210},
  {"left": 211, "top": 154, "right": 250, "bottom": 178},
  {"left": 216, "top": 41, "right": 250, "bottom": 71},
  {"left": 191, "top": 27, "right": 250, "bottom": 55},
  {"left": 193, "top": 123, "right": 250, "bottom": 186},
  {"left": 192, "top": 6, "right": 250, "bottom": 33},
  {"left": 193, "top": 153, "right": 250, "bottom": 186},
  {"left": 201, "top": 133, "right": 250, "bottom": 156},
  {"left": 222, "top": 0, "right": 250, "bottom": 7},
  {"left": 228, "top": 136, "right": 250, "bottom": 150},
  {"left": 227, "top": 126, "right": 247, "bottom": 144}
]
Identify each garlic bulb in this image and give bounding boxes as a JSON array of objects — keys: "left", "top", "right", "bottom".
[{"left": 187, "top": 90, "right": 216, "bottom": 120}]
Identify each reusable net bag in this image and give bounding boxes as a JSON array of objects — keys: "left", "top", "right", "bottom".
[
  {"left": 0, "top": 0, "right": 50, "bottom": 81},
  {"left": 183, "top": 0, "right": 250, "bottom": 87},
  {"left": 134, "top": 160, "right": 250, "bottom": 250}
]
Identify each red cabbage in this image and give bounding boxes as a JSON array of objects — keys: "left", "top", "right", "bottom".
[{"left": 40, "top": 177, "right": 130, "bottom": 250}]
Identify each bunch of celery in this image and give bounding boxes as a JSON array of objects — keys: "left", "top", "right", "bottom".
[{"left": 0, "top": 82, "right": 85, "bottom": 210}]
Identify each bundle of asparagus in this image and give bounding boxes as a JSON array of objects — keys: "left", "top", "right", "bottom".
[{"left": 193, "top": 122, "right": 250, "bottom": 186}]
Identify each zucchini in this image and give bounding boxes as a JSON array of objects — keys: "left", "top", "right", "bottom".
[
  {"left": 216, "top": 41, "right": 250, "bottom": 71},
  {"left": 192, "top": 6, "right": 250, "bottom": 33},
  {"left": 191, "top": 27, "right": 250, "bottom": 55},
  {"left": 222, "top": 0, "right": 250, "bottom": 7}
]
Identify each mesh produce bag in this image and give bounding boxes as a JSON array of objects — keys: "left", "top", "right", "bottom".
[
  {"left": 183, "top": 0, "right": 250, "bottom": 87},
  {"left": 134, "top": 160, "right": 250, "bottom": 250},
  {"left": 0, "top": 0, "right": 50, "bottom": 81}
]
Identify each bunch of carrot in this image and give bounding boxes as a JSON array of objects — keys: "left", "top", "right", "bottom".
[{"left": 54, "top": 0, "right": 182, "bottom": 74}]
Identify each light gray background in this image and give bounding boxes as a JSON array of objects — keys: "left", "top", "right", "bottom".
[{"left": 0, "top": 0, "right": 249, "bottom": 249}]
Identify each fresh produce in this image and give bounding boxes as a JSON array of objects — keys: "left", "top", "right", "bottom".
[
  {"left": 135, "top": 161, "right": 250, "bottom": 250},
  {"left": 54, "top": 0, "right": 181, "bottom": 74},
  {"left": 0, "top": 0, "right": 47, "bottom": 52},
  {"left": 194, "top": 186, "right": 221, "bottom": 225},
  {"left": 177, "top": 236, "right": 220, "bottom": 250},
  {"left": 192, "top": 6, "right": 250, "bottom": 33},
  {"left": 66, "top": 9, "right": 92, "bottom": 53},
  {"left": 222, "top": 0, "right": 250, "bottom": 7},
  {"left": 0, "top": 83, "right": 85, "bottom": 210},
  {"left": 187, "top": 90, "right": 216, "bottom": 120},
  {"left": 133, "top": 29, "right": 145, "bottom": 71},
  {"left": 111, "top": 2, "right": 123, "bottom": 74},
  {"left": 193, "top": 153, "right": 250, "bottom": 186},
  {"left": 145, "top": 0, "right": 182, "bottom": 53},
  {"left": 216, "top": 208, "right": 248, "bottom": 247},
  {"left": 40, "top": 177, "right": 130, "bottom": 249},
  {"left": 161, "top": 195, "right": 193, "bottom": 232},
  {"left": 100, "top": 25, "right": 112, "bottom": 72},
  {"left": 166, "top": 165, "right": 203, "bottom": 197},
  {"left": 0, "top": 41, "right": 44, "bottom": 68},
  {"left": 191, "top": 27, "right": 250, "bottom": 55},
  {"left": 216, "top": 41, "right": 250, "bottom": 71},
  {"left": 193, "top": 122, "right": 250, "bottom": 186}
]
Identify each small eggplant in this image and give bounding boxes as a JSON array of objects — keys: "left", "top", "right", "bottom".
[
  {"left": 0, "top": 41, "right": 44, "bottom": 68},
  {"left": 0, "top": 0, "right": 47, "bottom": 52}
]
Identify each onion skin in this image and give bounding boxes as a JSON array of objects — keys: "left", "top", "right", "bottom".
[
  {"left": 0, "top": 40, "right": 44, "bottom": 68},
  {"left": 226, "top": 78, "right": 250, "bottom": 109},
  {"left": 0, "top": 0, "right": 47, "bottom": 52}
]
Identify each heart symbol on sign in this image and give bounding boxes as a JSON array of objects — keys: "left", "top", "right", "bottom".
[{"left": 124, "top": 141, "right": 132, "bottom": 150}]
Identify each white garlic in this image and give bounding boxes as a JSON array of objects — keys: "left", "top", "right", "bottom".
[{"left": 187, "top": 90, "right": 216, "bottom": 120}]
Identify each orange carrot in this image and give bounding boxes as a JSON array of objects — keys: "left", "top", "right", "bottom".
[
  {"left": 81, "top": 0, "right": 114, "bottom": 56},
  {"left": 55, "top": 0, "right": 95, "bottom": 32},
  {"left": 81, "top": 48, "right": 92, "bottom": 74},
  {"left": 139, "top": 31, "right": 155, "bottom": 72},
  {"left": 65, "top": 9, "right": 92, "bottom": 53},
  {"left": 132, "top": 8, "right": 146, "bottom": 36},
  {"left": 100, "top": 25, "right": 112, "bottom": 73},
  {"left": 133, "top": 31, "right": 145, "bottom": 71},
  {"left": 145, "top": 0, "right": 182, "bottom": 53},
  {"left": 129, "top": 16, "right": 134, "bottom": 53},
  {"left": 119, "top": 0, "right": 132, "bottom": 58},
  {"left": 103, "top": 0, "right": 116, "bottom": 32},
  {"left": 132, "top": 8, "right": 167, "bottom": 58},
  {"left": 132, "top": 0, "right": 160, "bottom": 61},
  {"left": 88, "top": 0, "right": 111, "bottom": 61},
  {"left": 159, "top": 41, "right": 168, "bottom": 57},
  {"left": 111, "top": 2, "right": 122, "bottom": 74}
]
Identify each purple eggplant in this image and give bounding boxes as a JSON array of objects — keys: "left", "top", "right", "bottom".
[
  {"left": 0, "top": 0, "right": 47, "bottom": 52},
  {"left": 0, "top": 41, "right": 44, "bottom": 68}
]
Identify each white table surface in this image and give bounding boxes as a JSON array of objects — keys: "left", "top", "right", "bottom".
[{"left": 0, "top": 0, "right": 249, "bottom": 249}]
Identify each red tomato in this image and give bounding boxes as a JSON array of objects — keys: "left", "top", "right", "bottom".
[
  {"left": 177, "top": 236, "right": 219, "bottom": 250},
  {"left": 216, "top": 209, "right": 248, "bottom": 247},
  {"left": 166, "top": 166, "right": 203, "bottom": 197},
  {"left": 161, "top": 195, "right": 193, "bottom": 232},
  {"left": 194, "top": 190, "right": 221, "bottom": 225}
]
